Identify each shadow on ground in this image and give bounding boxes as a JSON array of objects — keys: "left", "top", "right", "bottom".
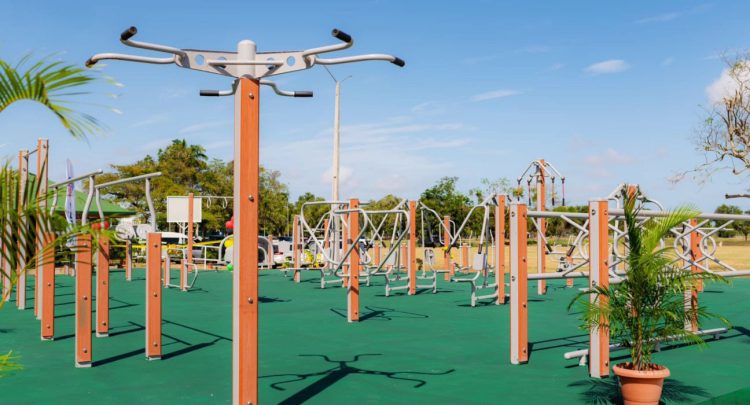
[{"left": 261, "top": 353, "right": 454, "bottom": 405}]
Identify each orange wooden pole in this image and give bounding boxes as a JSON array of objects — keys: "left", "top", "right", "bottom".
[
  {"left": 96, "top": 235, "right": 110, "bottom": 337},
  {"left": 689, "top": 218, "right": 701, "bottom": 331},
  {"left": 323, "top": 218, "right": 330, "bottom": 270},
  {"left": 461, "top": 244, "right": 469, "bottom": 269},
  {"left": 233, "top": 76, "right": 260, "bottom": 405},
  {"left": 125, "top": 240, "right": 133, "bottom": 281},
  {"left": 146, "top": 233, "right": 162, "bottom": 360},
  {"left": 293, "top": 214, "right": 301, "bottom": 283},
  {"left": 183, "top": 192, "right": 194, "bottom": 291},
  {"left": 75, "top": 234, "right": 93, "bottom": 367},
  {"left": 373, "top": 242, "right": 381, "bottom": 266},
  {"left": 16, "top": 150, "right": 28, "bottom": 310},
  {"left": 41, "top": 233, "right": 56, "bottom": 341},
  {"left": 443, "top": 216, "right": 452, "bottom": 281},
  {"left": 342, "top": 215, "right": 349, "bottom": 288},
  {"left": 510, "top": 203, "right": 528, "bottom": 364},
  {"left": 537, "top": 160, "right": 547, "bottom": 295},
  {"left": 589, "top": 200, "right": 609, "bottom": 378},
  {"left": 348, "top": 199, "right": 360, "bottom": 322},
  {"left": 2, "top": 242, "right": 10, "bottom": 302},
  {"left": 496, "top": 195, "right": 506, "bottom": 304},
  {"left": 35, "top": 138, "right": 49, "bottom": 319},
  {"left": 408, "top": 201, "right": 417, "bottom": 295},
  {"left": 163, "top": 252, "right": 169, "bottom": 287}
]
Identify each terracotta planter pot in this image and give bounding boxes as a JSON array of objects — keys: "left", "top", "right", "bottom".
[{"left": 613, "top": 363, "right": 670, "bottom": 405}]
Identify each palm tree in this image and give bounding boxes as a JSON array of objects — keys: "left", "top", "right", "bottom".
[
  {"left": 0, "top": 55, "right": 107, "bottom": 138},
  {"left": 570, "top": 192, "right": 729, "bottom": 403}
]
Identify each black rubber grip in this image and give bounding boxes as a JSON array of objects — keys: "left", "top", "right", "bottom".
[
  {"left": 84, "top": 58, "right": 97, "bottom": 68},
  {"left": 331, "top": 29, "right": 352, "bottom": 43},
  {"left": 391, "top": 57, "right": 406, "bottom": 67},
  {"left": 199, "top": 90, "right": 220, "bottom": 96},
  {"left": 294, "top": 91, "right": 314, "bottom": 97},
  {"left": 121, "top": 26, "right": 137, "bottom": 41}
]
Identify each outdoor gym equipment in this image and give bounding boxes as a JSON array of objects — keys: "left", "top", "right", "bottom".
[
  {"left": 447, "top": 195, "right": 506, "bottom": 306},
  {"left": 43, "top": 169, "right": 102, "bottom": 342},
  {"left": 87, "top": 25, "right": 404, "bottom": 405},
  {"left": 507, "top": 199, "right": 750, "bottom": 378},
  {"left": 517, "top": 159, "right": 565, "bottom": 295},
  {"left": 415, "top": 201, "right": 454, "bottom": 292}
]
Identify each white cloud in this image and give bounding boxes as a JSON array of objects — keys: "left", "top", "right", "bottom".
[
  {"left": 661, "top": 57, "right": 674, "bottom": 67},
  {"left": 178, "top": 121, "right": 226, "bottom": 135},
  {"left": 706, "top": 63, "right": 749, "bottom": 104},
  {"left": 635, "top": 12, "right": 679, "bottom": 24},
  {"left": 585, "top": 148, "right": 634, "bottom": 166},
  {"left": 203, "top": 140, "right": 233, "bottom": 150},
  {"left": 584, "top": 60, "right": 630, "bottom": 75},
  {"left": 547, "top": 63, "right": 565, "bottom": 71},
  {"left": 262, "top": 119, "right": 470, "bottom": 199},
  {"left": 470, "top": 89, "right": 521, "bottom": 102},
  {"left": 139, "top": 138, "right": 172, "bottom": 152}
]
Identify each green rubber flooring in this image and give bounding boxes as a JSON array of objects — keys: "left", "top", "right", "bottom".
[{"left": 1, "top": 270, "right": 749, "bottom": 404}]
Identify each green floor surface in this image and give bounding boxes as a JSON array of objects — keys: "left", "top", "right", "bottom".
[{"left": 1, "top": 270, "right": 749, "bottom": 404}]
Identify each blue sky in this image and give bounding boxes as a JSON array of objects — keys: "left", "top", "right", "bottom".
[{"left": 1, "top": 0, "right": 748, "bottom": 211}]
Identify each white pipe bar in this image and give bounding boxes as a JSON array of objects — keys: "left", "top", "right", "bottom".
[
  {"left": 313, "top": 54, "right": 401, "bottom": 65},
  {"left": 50, "top": 169, "right": 104, "bottom": 189},
  {"left": 95, "top": 172, "right": 162, "bottom": 189},
  {"left": 563, "top": 328, "right": 729, "bottom": 360},
  {"left": 87, "top": 53, "right": 175, "bottom": 66},
  {"left": 528, "top": 209, "right": 750, "bottom": 222}
]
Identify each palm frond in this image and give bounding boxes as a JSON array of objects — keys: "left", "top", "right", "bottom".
[{"left": 0, "top": 55, "right": 107, "bottom": 139}]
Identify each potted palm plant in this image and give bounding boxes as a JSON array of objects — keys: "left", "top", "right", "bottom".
[{"left": 571, "top": 193, "right": 729, "bottom": 405}]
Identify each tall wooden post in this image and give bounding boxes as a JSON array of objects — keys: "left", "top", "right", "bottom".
[
  {"left": 125, "top": 240, "right": 133, "bottom": 281},
  {"left": 689, "top": 218, "right": 702, "bottom": 332},
  {"left": 183, "top": 192, "right": 194, "bottom": 291},
  {"left": 510, "top": 203, "right": 528, "bottom": 364},
  {"left": 348, "top": 199, "right": 360, "bottom": 322},
  {"left": 233, "top": 75, "right": 260, "bottom": 405},
  {"left": 495, "top": 195, "right": 506, "bottom": 304},
  {"left": 323, "top": 218, "right": 330, "bottom": 270},
  {"left": 537, "top": 160, "right": 547, "bottom": 295},
  {"left": 41, "top": 233, "right": 56, "bottom": 340},
  {"left": 293, "top": 214, "right": 301, "bottom": 282},
  {"left": 461, "top": 244, "right": 469, "bottom": 269},
  {"left": 75, "top": 234, "right": 93, "bottom": 367},
  {"left": 443, "top": 216, "right": 452, "bottom": 281},
  {"left": 96, "top": 235, "right": 110, "bottom": 337},
  {"left": 146, "top": 233, "right": 162, "bottom": 360},
  {"left": 2, "top": 242, "right": 10, "bottom": 302},
  {"left": 35, "top": 139, "right": 49, "bottom": 319},
  {"left": 408, "top": 201, "right": 417, "bottom": 295},
  {"left": 16, "top": 150, "right": 28, "bottom": 310},
  {"left": 588, "top": 199, "right": 609, "bottom": 378}
]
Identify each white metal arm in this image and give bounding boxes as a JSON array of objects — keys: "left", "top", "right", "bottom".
[{"left": 86, "top": 26, "right": 405, "bottom": 87}]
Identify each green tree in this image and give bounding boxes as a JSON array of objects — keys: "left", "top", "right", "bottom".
[
  {"left": 259, "top": 167, "right": 290, "bottom": 236},
  {"left": 714, "top": 204, "right": 743, "bottom": 237},
  {"left": 96, "top": 140, "right": 293, "bottom": 236},
  {"left": 291, "top": 192, "right": 328, "bottom": 235},
  {"left": 420, "top": 177, "right": 479, "bottom": 240}
]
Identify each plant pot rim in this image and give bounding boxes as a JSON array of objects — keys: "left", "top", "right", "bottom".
[{"left": 613, "top": 363, "right": 670, "bottom": 379}]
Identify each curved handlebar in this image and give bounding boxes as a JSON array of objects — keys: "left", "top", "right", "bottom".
[
  {"left": 121, "top": 26, "right": 137, "bottom": 41},
  {"left": 331, "top": 29, "right": 352, "bottom": 43}
]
